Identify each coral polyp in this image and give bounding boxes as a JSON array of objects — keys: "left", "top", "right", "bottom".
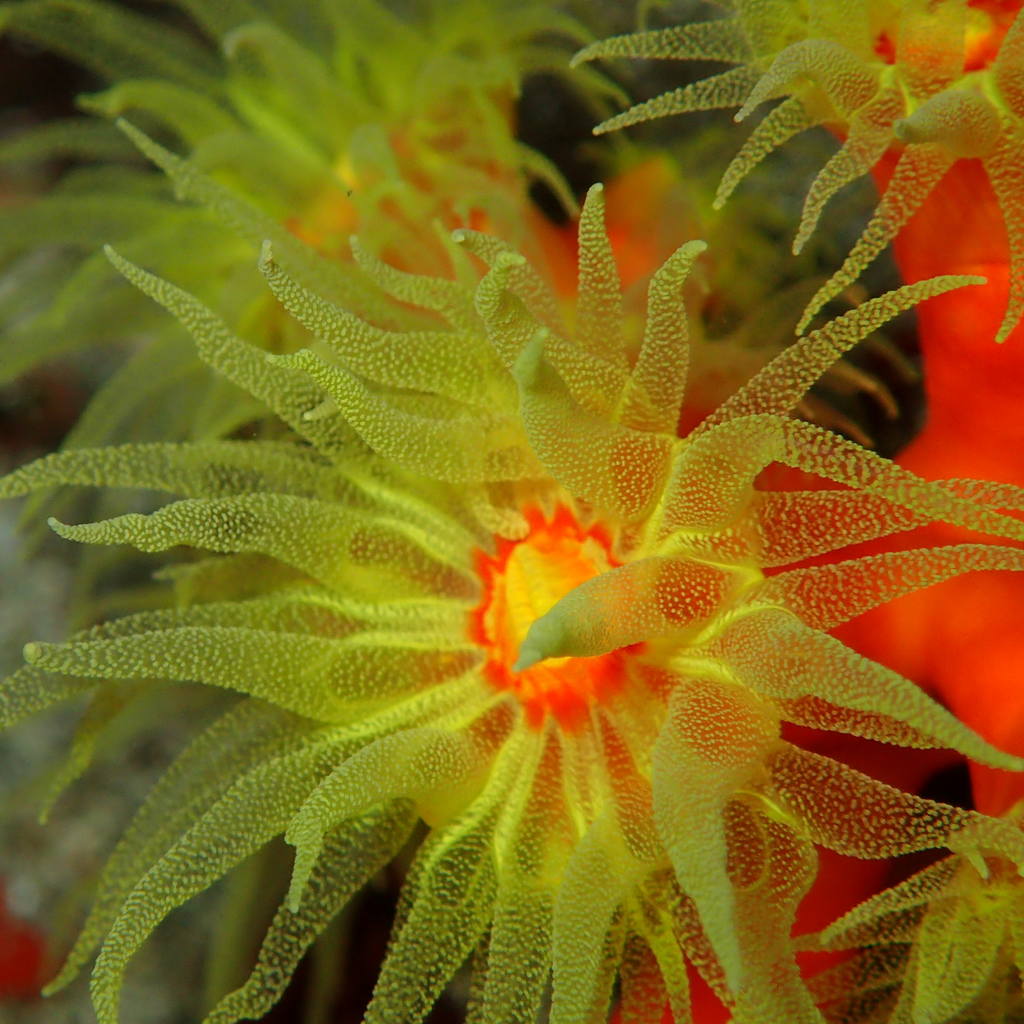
[
  {"left": 10, "top": 3, "right": 1024, "bottom": 1021},
  {"left": 576, "top": 0, "right": 1024, "bottom": 340},
  {"left": 0, "top": 0, "right": 591, "bottom": 460},
  {"left": 6, "top": 165, "right": 1024, "bottom": 1023},
  {"left": 809, "top": 804, "right": 1024, "bottom": 1023},
  {"left": 470, "top": 504, "right": 627, "bottom": 730}
]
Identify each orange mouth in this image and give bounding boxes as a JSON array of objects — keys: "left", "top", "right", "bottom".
[{"left": 469, "top": 504, "right": 634, "bottom": 731}]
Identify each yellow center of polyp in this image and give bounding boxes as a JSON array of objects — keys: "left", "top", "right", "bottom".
[{"left": 469, "top": 505, "right": 633, "bottom": 732}]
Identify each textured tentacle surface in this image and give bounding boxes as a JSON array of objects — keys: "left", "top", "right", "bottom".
[
  {"left": 6, "top": 195, "right": 1024, "bottom": 1020},
  {"left": 4, "top": 9, "right": 1024, "bottom": 1019},
  {"left": 578, "top": 0, "right": 1024, "bottom": 340}
]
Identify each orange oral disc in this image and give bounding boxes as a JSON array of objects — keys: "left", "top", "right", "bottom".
[{"left": 470, "top": 505, "right": 631, "bottom": 731}]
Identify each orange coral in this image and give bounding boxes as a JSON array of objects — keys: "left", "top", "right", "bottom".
[
  {"left": 470, "top": 504, "right": 633, "bottom": 731},
  {"left": 576, "top": 0, "right": 1024, "bottom": 340}
]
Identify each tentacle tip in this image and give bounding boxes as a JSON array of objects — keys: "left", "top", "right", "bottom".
[
  {"left": 499, "top": 251, "right": 527, "bottom": 269},
  {"left": 512, "top": 641, "right": 544, "bottom": 673},
  {"left": 285, "top": 885, "right": 304, "bottom": 915},
  {"left": 22, "top": 641, "right": 43, "bottom": 664},
  {"left": 795, "top": 309, "right": 815, "bottom": 335},
  {"left": 41, "top": 975, "right": 70, "bottom": 999},
  {"left": 963, "top": 848, "right": 990, "bottom": 879},
  {"left": 285, "top": 834, "right": 318, "bottom": 911},
  {"left": 103, "top": 245, "right": 129, "bottom": 275},
  {"left": 258, "top": 239, "right": 275, "bottom": 268},
  {"left": 721, "top": 954, "right": 746, "bottom": 997},
  {"left": 996, "top": 314, "right": 1017, "bottom": 344}
]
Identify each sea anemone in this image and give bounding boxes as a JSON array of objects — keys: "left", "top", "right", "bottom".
[
  {"left": 574, "top": 0, "right": 1024, "bottom": 340},
  {"left": 0, "top": 0, "right": 595, "bottom": 442},
  {"left": 0, "top": 0, "right": 606, "bottom": 666},
  {"left": 808, "top": 802, "right": 1024, "bottom": 1023},
  {"left": 5, "top": 160, "right": 1024, "bottom": 1023}
]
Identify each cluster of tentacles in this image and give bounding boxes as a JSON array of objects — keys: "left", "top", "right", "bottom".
[
  {"left": 4, "top": 2, "right": 1024, "bottom": 1024},
  {"left": 577, "top": 0, "right": 1024, "bottom": 340},
  {"left": 2, "top": 167, "right": 1023, "bottom": 1023}
]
